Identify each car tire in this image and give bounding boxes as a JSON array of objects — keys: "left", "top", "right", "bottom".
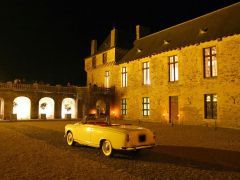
[
  {"left": 66, "top": 131, "right": 75, "bottom": 146},
  {"left": 131, "top": 149, "right": 141, "bottom": 156},
  {"left": 101, "top": 140, "right": 113, "bottom": 157}
]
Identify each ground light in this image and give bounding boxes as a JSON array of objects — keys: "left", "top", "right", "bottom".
[
  {"left": 39, "top": 97, "right": 55, "bottom": 119},
  {"left": 61, "top": 98, "right": 76, "bottom": 119},
  {"left": 13, "top": 96, "right": 31, "bottom": 120}
]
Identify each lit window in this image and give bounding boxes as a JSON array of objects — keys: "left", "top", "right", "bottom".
[
  {"left": 121, "top": 98, "right": 127, "bottom": 115},
  {"left": 143, "top": 62, "right": 150, "bottom": 85},
  {"left": 204, "top": 47, "right": 217, "bottom": 77},
  {"left": 169, "top": 55, "right": 178, "bottom": 82},
  {"left": 104, "top": 71, "right": 110, "bottom": 88},
  {"left": 92, "top": 56, "right": 96, "bottom": 68},
  {"left": 103, "top": 53, "right": 107, "bottom": 64},
  {"left": 121, "top": 67, "right": 127, "bottom": 87},
  {"left": 204, "top": 94, "right": 217, "bottom": 119},
  {"left": 142, "top": 97, "right": 150, "bottom": 116}
]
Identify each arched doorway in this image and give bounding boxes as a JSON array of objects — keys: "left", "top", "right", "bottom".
[
  {"left": 96, "top": 100, "right": 106, "bottom": 117},
  {"left": 0, "top": 98, "right": 4, "bottom": 120},
  {"left": 39, "top": 97, "right": 55, "bottom": 119},
  {"left": 13, "top": 96, "right": 31, "bottom": 120},
  {"left": 61, "top": 98, "right": 76, "bottom": 119}
]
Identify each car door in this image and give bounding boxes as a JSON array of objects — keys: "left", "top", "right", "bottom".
[
  {"left": 74, "top": 124, "right": 92, "bottom": 145},
  {"left": 90, "top": 125, "right": 104, "bottom": 147}
]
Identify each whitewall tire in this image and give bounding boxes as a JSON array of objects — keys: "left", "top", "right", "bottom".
[
  {"left": 67, "top": 132, "right": 75, "bottom": 146},
  {"left": 101, "top": 140, "right": 113, "bottom": 157}
]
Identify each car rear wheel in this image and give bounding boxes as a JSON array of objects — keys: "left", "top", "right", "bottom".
[
  {"left": 67, "top": 132, "right": 75, "bottom": 146},
  {"left": 130, "top": 149, "right": 141, "bottom": 156},
  {"left": 101, "top": 140, "right": 113, "bottom": 157}
]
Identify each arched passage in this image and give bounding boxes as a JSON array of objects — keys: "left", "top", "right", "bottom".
[
  {"left": 96, "top": 100, "right": 106, "bottom": 116},
  {"left": 61, "top": 98, "right": 76, "bottom": 119},
  {"left": 0, "top": 98, "right": 4, "bottom": 120},
  {"left": 13, "top": 96, "right": 31, "bottom": 120},
  {"left": 39, "top": 97, "right": 55, "bottom": 119}
]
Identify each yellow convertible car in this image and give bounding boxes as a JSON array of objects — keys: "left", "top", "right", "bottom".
[{"left": 64, "top": 120, "right": 156, "bottom": 156}]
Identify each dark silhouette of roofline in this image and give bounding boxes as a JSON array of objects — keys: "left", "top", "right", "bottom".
[{"left": 119, "top": 2, "right": 240, "bottom": 63}]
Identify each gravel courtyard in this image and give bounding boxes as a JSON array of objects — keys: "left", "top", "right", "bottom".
[{"left": 0, "top": 120, "right": 240, "bottom": 179}]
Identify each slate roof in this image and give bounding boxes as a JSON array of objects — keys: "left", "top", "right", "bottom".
[
  {"left": 119, "top": 2, "right": 240, "bottom": 63},
  {"left": 97, "top": 33, "right": 111, "bottom": 52},
  {"left": 96, "top": 29, "right": 134, "bottom": 54}
]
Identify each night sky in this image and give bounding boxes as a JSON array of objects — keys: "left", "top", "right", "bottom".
[{"left": 0, "top": 0, "right": 238, "bottom": 86}]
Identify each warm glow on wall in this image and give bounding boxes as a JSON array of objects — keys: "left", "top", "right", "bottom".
[
  {"left": 111, "top": 107, "right": 120, "bottom": 118},
  {"left": 39, "top": 97, "right": 55, "bottom": 119},
  {"left": 90, "top": 109, "right": 96, "bottom": 114},
  {"left": 13, "top": 96, "right": 31, "bottom": 120},
  {"left": 61, "top": 98, "right": 76, "bottom": 118},
  {"left": 111, "top": 111, "right": 116, "bottom": 117},
  {"left": 162, "top": 111, "right": 169, "bottom": 123},
  {"left": 0, "top": 98, "right": 4, "bottom": 119}
]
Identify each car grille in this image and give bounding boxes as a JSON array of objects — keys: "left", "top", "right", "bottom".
[{"left": 138, "top": 134, "right": 146, "bottom": 142}]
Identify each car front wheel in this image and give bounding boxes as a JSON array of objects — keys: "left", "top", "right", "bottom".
[
  {"left": 101, "top": 140, "right": 113, "bottom": 157},
  {"left": 67, "top": 132, "right": 75, "bottom": 146}
]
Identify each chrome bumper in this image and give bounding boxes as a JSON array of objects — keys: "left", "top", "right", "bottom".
[{"left": 121, "top": 144, "right": 155, "bottom": 150}]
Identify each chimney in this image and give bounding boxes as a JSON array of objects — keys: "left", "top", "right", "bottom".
[
  {"left": 91, "top": 40, "right": 97, "bottom": 55},
  {"left": 110, "top": 28, "right": 117, "bottom": 47},
  {"left": 136, "top": 25, "right": 150, "bottom": 40}
]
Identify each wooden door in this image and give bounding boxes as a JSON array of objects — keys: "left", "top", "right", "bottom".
[{"left": 169, "top": 96, "right": 178, "bottom": 125}]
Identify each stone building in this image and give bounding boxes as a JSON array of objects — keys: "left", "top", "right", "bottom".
[
  {"left": 84, "top": 3, "right": 240, "bottom": 128},
  {"left": 0, "top": 82, "right": 113, "bottom": 120}
]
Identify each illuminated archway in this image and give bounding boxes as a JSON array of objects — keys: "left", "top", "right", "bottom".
[
  {"left": 13, "top": 96, "right": 31, "bottom": 120},
  {"left": 96, "top": 100, "right": 106, "bottom": 115},
  {"left": 39, "top": 97, "right": 55, "bottom": 119},
  {"left": 61, "top": 98, "right": 76, "bottom": 119},
  {"left": 0, "top": 98, "right": 4, "bottom": 120}
]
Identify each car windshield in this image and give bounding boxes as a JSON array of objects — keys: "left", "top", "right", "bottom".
[
  {"left": 81, "top": 115, "right": 131, "bottom": 126},
  {"left": 86, "top": 121, "right": 120, "bottom": 126}
]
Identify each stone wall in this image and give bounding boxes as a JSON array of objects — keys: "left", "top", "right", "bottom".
[
  {"left": 0, "top": 85, "right": 95, "bottom": 120},
  {"left": 85, "top": 48, "right": 116, "bottom": 86},
  {"left": 86, "top": 34, "right": 240, "bottom": 128}
]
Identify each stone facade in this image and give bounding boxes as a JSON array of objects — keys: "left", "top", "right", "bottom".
[{"left": 85, "top": 4, "right": 240, "bottom": 128}]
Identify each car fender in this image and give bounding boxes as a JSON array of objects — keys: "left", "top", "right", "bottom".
[{"left": 98, "top": 132, "right": 127, "bottom": 149}]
